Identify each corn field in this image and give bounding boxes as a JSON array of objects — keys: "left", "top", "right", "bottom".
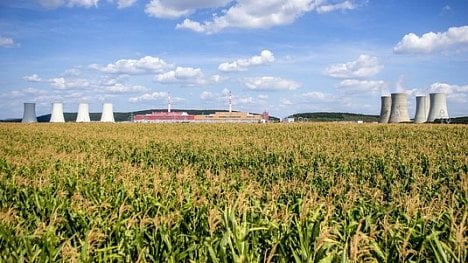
[{"left": 0, "top": 123, "right": 466, "bottom": 262}]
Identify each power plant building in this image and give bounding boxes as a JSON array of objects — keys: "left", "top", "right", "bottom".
[
  {"left": 133, "top": 112, "right": 195, "bottom": 123},
  {"left": 76, "top": 103, "right": 90, "bottom": 122},
  {"left": 414, "top": 95, "right": 430, "bottom": 123},
  {"left": 50, "top": 102, "right": 65, "bottom": 123},
  {"left": 22, "top": 103, "right": 37, "bottom": 123},
  {"left": 100, "top": 103, "right": 115, "bottom": 122},
  {"left": 388, "top": 93, "right": 410, "bottom": 123},
  {"left": 427, "top": 93, "right": 449, "bottom": 122},
  {"left": 379, "top": 96, "right": 391, "bottom": 123}
]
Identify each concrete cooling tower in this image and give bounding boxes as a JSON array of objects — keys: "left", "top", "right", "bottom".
[
  {"left": 414, "top": 96, "right": 430, "bottom": 123},
  {"left": 379, "top": 96, "right": 392, "bottom": 123},
  {"left": 22, "top": 103, "right": 37, "bottom": 123},
  {"left": 76, "top": 103, "right": 90, "bottom": 122},
  {"left": 100, "top": 103, "right": 115, "bottom": 122},
  {"left": 388, "top": 93, "right": 410, "bottom": 123},
  {"left": 427, "top": 93, "right": 449, "bottom": 122},
  {"left": 50, "top": 102, "right": 65, "bottom": 123}
]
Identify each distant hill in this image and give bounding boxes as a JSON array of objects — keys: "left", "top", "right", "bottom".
[
  {"left": 1, "top": 109, "right": 280, "bottom": 123},
  {"left": 289, "top": 112, "right": 380, "bottom": 122}
]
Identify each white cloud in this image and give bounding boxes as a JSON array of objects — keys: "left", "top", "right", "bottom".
[
  {"left": 129, "top": 91, "right": 168, "bottom": 102},
  {"left": 218, "top": 50, "right": 275, "bottom": 72},
  {"left": 244, "top": 76, "right": 300, "bottom": 91},
  {"left": 176, "top": 0, "right": 357, "bottom": 34},
  {"left": 324, "top": 55, "right": 383, "bottom": 78},
  {"left": 0, "top": 36, "right": 15, "bottom": 47},
  {"left": 394, "top": 25, "right": 468, "bottom": 54},
  {"left": 429, "top": 82, "right": 468, "bottom": 94},
  {"left": 316, "top": 0, "right": 355, "bottom": 13},
  {"left": 200, "top": 91, "right": 216, "bottom": 100},
  {"left": 105, "top": 83, "right": 148, "bottom": 93},
  {"left": 37, "top": 0, "right": 99, "bottom": 8},
  {"left": 155, "top": 66, "right": 207, "bottom": 86},
  {"left": 115, "top": 0, "right": 137, "bottom": 9},
  {"left": 145, "top": 0, "right": 230, "bottom": 19},
  {"left": 337, "top": 79, "right": 386, "bottom": 94},
  {"left": 49, "top": 77, "right": 90, "bottom": 90},
  {"left": 23, "top": 74, "right": 43, "bottom": 82},
  {"left": 302, "top": 91, "right": 334, "bottom": 101},
  {"left": 90, "top": 56, "right": 173, "bottom": 74}
]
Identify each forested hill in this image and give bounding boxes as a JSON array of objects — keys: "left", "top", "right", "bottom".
[{"left": 289, "top": 112, "right": 379, "bottom": 122}]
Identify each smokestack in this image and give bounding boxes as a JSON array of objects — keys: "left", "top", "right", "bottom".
[
  {"left": 167, "top": 94, "right": 171, "bottom": 113},
  {"left": 388, "top": 93, "right": 410, "bottom": 123},
  {"left": 427, "top": 93, "right": 449, "bottom": 122},
  {"left": 76, "top": 103, "right": 90, "bottom": 122},
  {"left": 414, "top": 95, "right": 430, "bottom": 123},
  {"left": 22, "top": 103, "right": 37, "bottom": 123},
  {"left": 229, "top": 91, "right": 232, "bottom": 113},
  {"left": 50, "top": 102, "right": 65, "bottom": 123},
  {"left": 379, "top": 96, "right": 391, "bottom": 123},
  {"left": 100, "top": 103, "right": 115, "bottom": 122}
]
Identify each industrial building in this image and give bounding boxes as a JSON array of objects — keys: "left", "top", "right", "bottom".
[
  {"left": 414, "top": 95, "right": 430, "bottom": 123},
  {"left": 50, "top": 102, "right": 65, "bottom": 123},
  {"left": 379, "top": 96, "right": 391, "bottom": 123},
  {"left": 388, "top": 93, "right": 410, "bottom": 123},
  {"left": 100, "top": 103, "right": 115, "bottom": 122},
  {"left": 22, "top": 103, "right": 37, "bottom": 123},
  {"left": 427, "top": 93, "right": 449, "bottom": 122},
  {"left": 76, "top": 103, "right": 90, "bottom": 122},
  {"left": 133, "top": 112, "right": 195, "bottom": 123}
]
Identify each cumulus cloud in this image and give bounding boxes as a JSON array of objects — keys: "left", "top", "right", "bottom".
[
  {"left": 128, "top": 91, "right": 185, "bottom": 103},
  {"left": 244, "top": 76, "right": 300, "bottom": 91},
  {"left": 36, "top": 0, "right": 99, "bottom": 8},
  {"left": 394, "top": 25, "right": 468, "bottom": 54},
  {"left": 218, "top": 50, "right": 275, "bottom": 72},
  {"left": 337, "top": 79, "right": 386, "bottom": 94},
  {"left": 128, "top": 91, "right": 168, "bottom": 102},
  {"left": 324, "top": 55, "right": 383, "bottom": 78},
  {"left": 155, "top": 66, "right": 207, "bottom": 86},
  {"left": 90, "top": 56, "right": 173, "bottom": 74},
  {"left": 115, "top": 0, "right": 137, "bottom": 9},
  {"left": 302, "top": 91, "right": 334, "bottom": 101},
  {"left": 429, "top": 82, "right": 468, "bottom": 94},
  {"left": 0, "top": 36, "right": 15, "bottom": 47},
  {"left": 105, "top": 83, "right": 148, "bottom": 93},
  {"left": 176, "top": 0, "right": 358, "bottom": 34},
  {"left": 23, "top": 74, "right": 43, "bottom": 82},
  {"left": 145, "top": 0, "right": 230, "bottom": 19},
  {"left": 49, "top": 77, "right": 91, "bottom": 90}
]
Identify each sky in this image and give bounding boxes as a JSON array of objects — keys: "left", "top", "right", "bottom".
[{"left": 0, "top": 0, "right": 467, "bottom": 119}]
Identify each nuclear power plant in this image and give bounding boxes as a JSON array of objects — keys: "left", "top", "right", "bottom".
[
  {"left": 50, "top": 102, "right": 65, "bottom": 123},
  {"left": 414, "top": 95, "right": 430, "bottom": 123},
  {"left": 379, "top": 96, "right": 391, "bottom": 123},
  {"left": 388, "top": 93, "right": 410, "bottom": 123},
  {"left": 22, "top": 103, "right": 37, "bottom": 123},
  {"left": 76, "top": 103, "right": 90, "bottom": 122},
  {"left": 100, "top": 103, "right": 115, "bottom": 122},
  {"left": 427, "top": 93, "right": 449, "bottom": 122}
]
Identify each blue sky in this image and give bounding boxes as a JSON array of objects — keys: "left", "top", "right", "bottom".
[{"left": 1, "top": 0, "right": 467, "bottom": 119}]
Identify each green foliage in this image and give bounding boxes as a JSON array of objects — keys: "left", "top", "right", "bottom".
[{"left": 0, "top": 123, "right": 466, "bottom": 261}]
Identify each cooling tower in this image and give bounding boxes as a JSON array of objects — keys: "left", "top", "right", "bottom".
[
  {"left": 22, "top": 103, "right": 37, "bottom": 123},
  {"left": 100, "top": 103, "right": 115, "bottom": 122},
  {"left": 76, "top": 103, "right": 90, "bottom": 122},
  {"left": 379, "top": 96, "right": 392, "bottom": 123},
  {"left": 388, "top": 93, "right": 410, "bottom": 123},
  {"left": 414, "top": 95, "right": 430, "bottom": 123},
  {"left": 50, "top": 102, "right": 65, "bottom": 123},
  {"left": 427, "top": 93, "right": 449, "bottom": 122}
]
